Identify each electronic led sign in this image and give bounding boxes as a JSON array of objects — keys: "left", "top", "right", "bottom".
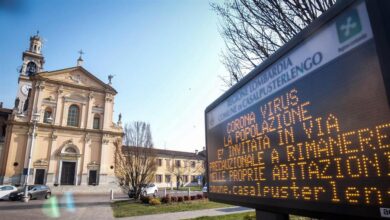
[{"left": 205, "top": 1, "right": 390, "bottom": 218}]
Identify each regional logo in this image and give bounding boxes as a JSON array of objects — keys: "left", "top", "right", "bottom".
[{"left": 336, "top": 9, "right": 362, "bottom": 43}]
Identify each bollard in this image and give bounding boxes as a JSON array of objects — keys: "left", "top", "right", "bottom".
[
  {"left": 164, "top": 188, "right": 167, "bottom": 197},
  {"left": 110, "top": 189, "right": 114, "bottom": 201}
]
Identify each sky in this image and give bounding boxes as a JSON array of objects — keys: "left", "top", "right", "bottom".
[{"left": 0, "top": 0, "right": 228, "bottom": 153}]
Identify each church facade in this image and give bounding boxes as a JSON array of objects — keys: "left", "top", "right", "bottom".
[{"left": 0, "top": 34, "right": 123, "bottom": 188}]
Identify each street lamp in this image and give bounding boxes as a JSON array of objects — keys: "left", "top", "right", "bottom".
[{"left": 22, "top": 112, "right": 40, "bottom": 202}]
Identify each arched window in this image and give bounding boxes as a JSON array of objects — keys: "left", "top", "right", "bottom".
[
  {"left": 65, "top": 147, "right": 77, "bottom": 153},
  {"left": 67, "top": 105, "right": 80, "bottom": 127},
  {"left": 93, "top": 114, "right": 100, "bottom": 129},
  {"left": 43, "top": 107, "right": 53, "bottom": 123},
  {"left": 26, "top": 62, "right": 37, "bottom": 76}
]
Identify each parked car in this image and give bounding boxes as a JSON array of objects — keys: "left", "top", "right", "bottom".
[
  {"left": 9, "top": 185, "right": 51, "bottom": 201},
  {"left": 128, "top": 183, "right": 158, "bottom": 198},
  {"left": 0, "top": 185, "right": 17, "bottom": 200},
  {"left": 202, "top": 183, "right": 208, "bottom": 196}
]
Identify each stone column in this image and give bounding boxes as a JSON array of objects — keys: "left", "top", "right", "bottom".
[
  {"left": 61, "top": 97, "right": 66, "bottom": 126},
  {"left": 32, "top": 81, "right": 45, "bottom": 120},
  {"left": 80, "top": 133, "right": 90, "bottom": 185},
  {"left": 46, "top": 131, "right": 57, "bottom": 185},
  {"left": 99, "top": 135, "right": 110, "bottom": 184},
  {"left": 57, "top": 160, "right": 62, "bottom": 185},
  {"left": 54, "top": 86, "right": 63, "bottom": 126},
  {"left": 80, "top": 103, "right": 87, "bottom": 128},
  {"left": 85, "top": 92, "right": 93, "bottom": 129},
  {"left": 103, "top": 93, "right": 113, "bottom": 130}
]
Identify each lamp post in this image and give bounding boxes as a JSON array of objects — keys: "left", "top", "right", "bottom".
[{"left": 22, "top": 112, "right": 40, "bottom": 202}]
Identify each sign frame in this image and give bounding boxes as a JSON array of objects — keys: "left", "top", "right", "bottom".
[{"left": 205, "top": 0, "right": 390, "bottom": 219}]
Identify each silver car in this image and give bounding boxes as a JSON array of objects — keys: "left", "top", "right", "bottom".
[{"left": 0, "top": 185, "right": 17, "bottom": 200}]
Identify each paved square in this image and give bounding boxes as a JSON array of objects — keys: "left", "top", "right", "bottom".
[{"left": 0, "top": 194, "right": 114, "bottom": 220}]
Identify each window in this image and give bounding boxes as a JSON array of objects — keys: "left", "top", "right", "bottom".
[
  {"left": 26, "top": 62, "right": 37, "bottom": 76},
  {"left": 175, "top": 160, "right": 181, "bottom": 167},
  {"left": 191, "top": 175, "right": 197, "bottom": 182},
  {"left": 191, "top": 161, "right": 196, "bottom": 168},
  {"left": 165, "top": 175, "right": 171, "bottom": 183},
  {"left": 165, "top": 159, "right": 170, "bottom": 168},
  {"left": 43, "top": 108, "right": 52, "bottom": 123},
  {"left": 67, "top": 105, "right": 80, "bottom": 127},
  {"left": 65, "top": 147, "right": 77, "bottom": 153},
  {"left": 157, "top": 159, "right": 162, "bottom": 166},
  {"left": 183, "top": 175, "right": 188, "bottom": 183},
  {"left": 0, "top": 186, "right": 13, "bottom": 191},
  {"left": 93, "top": 114, "right": 100, "bottom": 129},
  {"left": 156, "top": 174, "right": 162, "bottom": 183}
]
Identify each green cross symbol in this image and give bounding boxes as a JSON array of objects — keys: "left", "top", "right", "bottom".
[
  {"left": 336, "top": 9, "right": 362, "bottom": 43},
  {"left": 340, "top": 17, "right": 357, "bottom": 37}
]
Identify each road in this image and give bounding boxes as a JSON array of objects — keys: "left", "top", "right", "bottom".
[
  {"left": 0, "top": 194, "right": 115, "bottom": 220},
  {"left": 0, "top": 190, "right": 205, "bottom": 220}
]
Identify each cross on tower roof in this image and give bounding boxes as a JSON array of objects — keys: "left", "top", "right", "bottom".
[
  {"left": 77, "top": 49, "right": 84, "bottom": 66},
  {"left": 78, "top": 49, "right": 84, "bottom": 57}
]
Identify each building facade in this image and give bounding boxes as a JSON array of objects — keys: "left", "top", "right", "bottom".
[
  {"left": 0, "top": 105, "right": 12, "bottom": 174},
  {"left": 0, "top": 34, "right": 123, "bottom": 188},
  {"left": 153, "top": 149, "right": 205, "bottom": 188}
]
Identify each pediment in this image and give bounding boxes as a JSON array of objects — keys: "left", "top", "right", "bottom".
[{"left": 38, "top": 66, "right": 116, "bottom": 92}]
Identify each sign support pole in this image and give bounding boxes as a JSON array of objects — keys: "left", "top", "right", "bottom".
[{"left": 256, "top": 210, "right": 288, "bottom": 220}]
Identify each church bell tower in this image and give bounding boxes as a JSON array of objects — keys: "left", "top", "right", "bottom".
[{"left": 15, "top": 32, "right": 45, "bottom": 113}]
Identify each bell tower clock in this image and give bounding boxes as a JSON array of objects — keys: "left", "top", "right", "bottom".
[{"left": 15, "top": 32, "right": 45, "bottom": 113}]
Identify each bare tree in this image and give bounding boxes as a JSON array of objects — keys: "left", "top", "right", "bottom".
[
  {"left": 114, "top": 121, "right": 157, "bottom": 199},
  {"left": 211, "top": 0, "right": 336, "bottom": 87}
]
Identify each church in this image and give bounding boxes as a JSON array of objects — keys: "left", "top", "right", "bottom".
[{"left": 0, "top": 33, "right": 123, "bottom": 189}]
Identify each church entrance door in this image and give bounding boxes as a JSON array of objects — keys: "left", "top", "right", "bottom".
[
  {"left": 61, "top": 162, "right": 76, "bottom": 185},
  {"left": 88, "top": 170, "right": 97, "bottom": 185},
  {"left": 34, "top": 169, "right": 45, "bottom": 184}
]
